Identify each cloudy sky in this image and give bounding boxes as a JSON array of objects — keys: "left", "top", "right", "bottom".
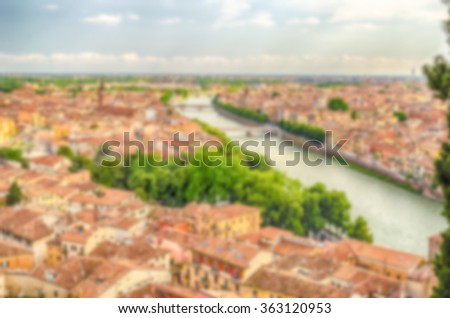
[{"left": 0, "top": 0, "right": 447, "bottom": 75}]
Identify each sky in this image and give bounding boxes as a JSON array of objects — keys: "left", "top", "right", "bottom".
[{"left": 0, "top": 0, "right": 447, "bottom": 75}]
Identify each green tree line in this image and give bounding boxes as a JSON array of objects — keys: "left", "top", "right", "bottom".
[
  {"left": 213, "top": 96, "right": 269, "bottom": 123},
  {"left": 277, "top": 120, "right": 326, "bottom": 143},
  {"left": 59, "top": 133, "right": 372, "bottom": 242}
]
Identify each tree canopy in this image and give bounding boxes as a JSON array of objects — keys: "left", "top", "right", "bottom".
[
  {"left": 423, "top": 1, "right": 450, "bottom": 298},
  {"left": 328, "top": 98, "right": 349, "bottom": 111},
  {"left": 75, "top": 121, "right": 371, "bottom": 241},
  {"left": 6, "top": 182, "right": 22, "bottom": 206},
  {"left": 393, "top": 111, "right": 407, "bottom": 122}
]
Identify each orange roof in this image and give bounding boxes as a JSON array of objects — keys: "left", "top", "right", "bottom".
[
  {"left": 71, "top": 260, "right": 130, "bottom": 297},
  {"left": 237, "top": 226, "right": 294, "bottom": 248},
  {"left": 29, "top": 155, "right": 68, "bottom": 167},
  {"left": 61, "top": 226, "right": 94, "bottom": 245},
  {"left": 332, "top": 264, "right": 401, "bottom": 297},
  {"left": 89, "top": 240, "right": 167, "bottom": 265},
  {"left": 193, "top": 238, "right": 260, "bottom": 268},
  {"left": 70, "top": 188, "right": 135, "bottom": 207},
  {"left": 32, "top": 257, "right": 103, "bottom": 290},
  {"left": 0, "top": 207, "right": 52, "bottom": 241},
  {"left": 329, "top": 240, "right": 423, "bottom": 272},
  {"left": 75, "top": 209, "right": 101, "bottom": 224},
  {"left": 246, "top": 268, "right": 350, "bottom": 298}
]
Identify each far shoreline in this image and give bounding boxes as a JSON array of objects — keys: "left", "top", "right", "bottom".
[{"left": 211, "top": 101, "right": 443, "bottom": 203}]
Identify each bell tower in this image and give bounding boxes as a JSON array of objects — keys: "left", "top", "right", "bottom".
[{"left": 97, "top": 79, "right": 105, "bottom": 108}]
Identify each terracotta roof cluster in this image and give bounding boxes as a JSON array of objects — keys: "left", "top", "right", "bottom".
[
  {"left": 0, "top": 207, "right": 52, "bottom": 242},
  {"left": 332, "top": 264, "right": 401, "bottom": 297},
  {"left": 71, "top": 260, "right": 130, "bottom": 297},
  {"left": 327, "top": 240, "right": 424, "bottom": 273},
  {"left": 89, "top": 239, "right": 168, "bottom": 265},
  {"left": 193, "top": 238, "right": 261, "bottom": 268},
  {"left": 246, "top": 268, "right": 350, "bottom": 298},
  {"left": 33, "top": 257, "right": 103, "bottom": 290}
]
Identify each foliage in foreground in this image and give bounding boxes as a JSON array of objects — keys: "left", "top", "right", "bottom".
[{"left": 423, "top": 1, "right": 450, "bottom": 297}]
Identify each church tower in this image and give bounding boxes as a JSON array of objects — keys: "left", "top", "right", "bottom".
[{"left": 97, "top": 79, "right": 105, "bottom": 108}]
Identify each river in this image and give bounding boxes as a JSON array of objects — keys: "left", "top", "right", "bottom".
[{"left": 176, "top": 96, "right": 446, "bottom": 256}]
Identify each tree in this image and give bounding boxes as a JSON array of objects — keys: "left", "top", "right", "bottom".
[
  {"left": 0, "top": 77, "right": 23, "bottom": 93},
  {"left": 301, "top": 191, "right": 325, "bottom": 233},
  {"left": 57, "top": 145, "right": 74, "bottom": 158},
  {"left": 328, "top": 98, "right": 349, "bottom": 111},
  {"left": 393, "top": 111, "right": 407, "bottom": 122},
  {"left": 349, "top": 216, "right": 373, "bottom": 243},
  {"left": 423, "top": 1, "right": 450, "bottom": 297},
  {"left": 351, "top": 110, "right": 359, "bottom": 121},
  {"left": 0, "top": 147, "right": 28, "bottom": 168},
  {"left": 6, "top": 182, "right": 22, "bottom": 206},
  {"left": 160, "top": 90, "right": 173, "bottom": 105}
]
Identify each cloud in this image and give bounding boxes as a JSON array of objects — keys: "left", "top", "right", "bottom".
[
  {"left": 210, "top": 0, "right": 274, "bottom": 29},
  {"left": 83, "top": 13, "right": 140, "bottom": 26},
  {"left": 342, "top": 23, "right": 379, "bottom": 31},
  {"left": 217, "top": 0, "right": 251, "bottom": 21},
  {"left": 287, "top": 17, "right": 320, "bottom": 26},
  {"left": 45, "top": 4, "right": 58, "bottom": 11},
  {"left": 159, "top": 17, "right": 181, "bottom": 25},
  {"left": 0, "top": 52, "right": 431, "bottom": 75},
  {"left": 248, "top": 11, "right": 275, "bottom": 27},
  {"left": 329, "top": 0, "right": 446, "bottom": 23},
  {"left": 126, "top": 13, "right": 140, "bottom": 21},
  {"left": 83, "top": 14, "right": 122, "bottom": 26},
  {"left": 211, "top": 0, "right": 251, "bottom": 28},
  {"left": 276, "top": 0, "right": 445, "bottom": 25}
]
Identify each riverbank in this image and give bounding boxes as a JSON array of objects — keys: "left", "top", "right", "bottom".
[
  {"left": 214, "top": 103, "right": 441, "bottom": 202},
  {"left": 177, "top": 96, "right": 446, "bottom": 256},
  {"left": 346, "top": 162, "right": 421, "bottom": 195}
]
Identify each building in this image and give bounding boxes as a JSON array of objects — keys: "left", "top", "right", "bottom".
[
  {"left": 325, "top": 240, "right": 424, "bottom": 281},
  {"left": 245, "top": 267, "right": 350, "bottom": 298},
  {"left": 186, "top": 238, "right": 273, "bottom": 293},
  {"left": 0, "top": 116, "right": 16, "bottom": 144},
  {"left": 0, "top": 242, "right": 33, "bottom": 271},
  {"left": 0, "top": 207, "right": 54, "bottom": 265},
  {"left": 182, "top": 203, "right": 261, "bottom": 239}
]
